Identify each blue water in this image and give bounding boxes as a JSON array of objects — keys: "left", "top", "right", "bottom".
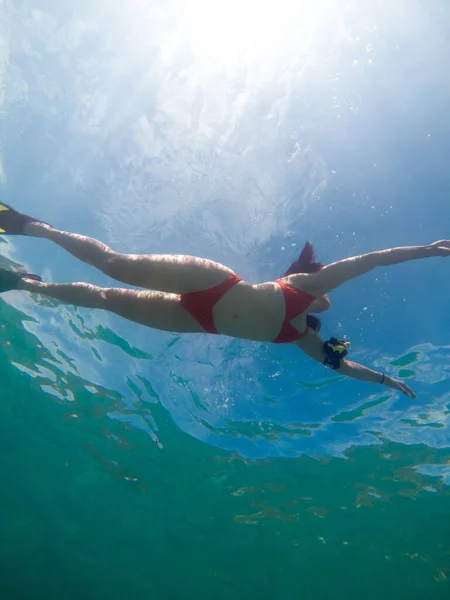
[{"left": 2, "top": 0, "right": 450, "bottom": 597}]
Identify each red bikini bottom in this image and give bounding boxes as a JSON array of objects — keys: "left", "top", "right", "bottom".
[{"left": 180, "top": 273, "right": 242, "bottom": 334}]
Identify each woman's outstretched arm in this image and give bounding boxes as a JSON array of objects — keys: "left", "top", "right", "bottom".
[
  {"left": 303, "top": 240, "right": 450, "bottom": 295},
  {"left": 295, "top": 330, "right": 417, "bottom": 398},
  {"left": 338, "top": 360, "right": 417, "bottom": 398}
]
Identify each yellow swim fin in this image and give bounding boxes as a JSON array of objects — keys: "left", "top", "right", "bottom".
[{"left": 0, "top": 202, "right": 41, "bottom": 235}]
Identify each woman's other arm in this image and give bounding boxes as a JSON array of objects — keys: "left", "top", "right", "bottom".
[
  {"left": 338, "top": 360, "right": 416, "bottom": 398},
  {"left": 298, "top": 240, "right": 450, "bottom": 295},
  {"left": 295, "top": 330, "right": 417, "bottom": 398}
]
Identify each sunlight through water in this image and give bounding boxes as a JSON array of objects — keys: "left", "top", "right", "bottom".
[{"left": 180, "top": 0, "right": 328, "bottom": 66}]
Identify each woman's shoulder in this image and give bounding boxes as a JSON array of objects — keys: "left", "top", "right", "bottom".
[{"left": 275, "top": 273, "right": 319, "bottom": 293}]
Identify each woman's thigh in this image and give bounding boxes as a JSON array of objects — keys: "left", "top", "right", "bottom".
[
  {"left": 103, "top": 287, "right": 206, "bottom": 333},
  {"left": 103, "top": 253, "right": 236, "bottom": 294}
]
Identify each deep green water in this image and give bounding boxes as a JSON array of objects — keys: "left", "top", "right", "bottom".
[{"left": 1, "top": 297, "right": 449, "bottom": 600}]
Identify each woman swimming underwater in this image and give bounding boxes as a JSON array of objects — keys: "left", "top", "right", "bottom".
[{"left": 0, "top": 202, "right": 448, "bottom": 398}]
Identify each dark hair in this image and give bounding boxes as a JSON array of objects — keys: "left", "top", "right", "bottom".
[
  {"left": 283, "top": 241, "right": 324, "bottom": 276},
  {"left": 306, "top": 314, "right": 322, "bottom": 333},
  {"left": 283, "top": 241, "right": 324, "bottom": 333}
]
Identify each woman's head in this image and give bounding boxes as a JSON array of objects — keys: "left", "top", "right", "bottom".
[
  {"left": 282, "top": 242, "right": 330, "bottom": 330},
  {"left": 283, "top": 241, "right": 324, "bottom": 277}
]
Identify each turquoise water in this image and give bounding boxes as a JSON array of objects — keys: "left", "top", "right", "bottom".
[{"left": 2, "top": 0, "right": 450, "bottom": 597}]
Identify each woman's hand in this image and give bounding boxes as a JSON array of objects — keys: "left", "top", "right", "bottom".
[
  {"left": 384, "top": 375, "right": 417, "bottom": 399},
  {"left": 429, "top": 240, "right": 450, "bottom": 256}
]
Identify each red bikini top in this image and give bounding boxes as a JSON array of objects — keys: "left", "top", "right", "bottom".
[{"left": 272, "top": 281, "right": 316, "bottom": 344}]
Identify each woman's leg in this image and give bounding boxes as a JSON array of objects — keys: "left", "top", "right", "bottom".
[
  {"left": 19, "top": 278, "right": 204, "bottom": 333},
  {"left": 25, "top": 222, "right": 235, "bottom": 294}
]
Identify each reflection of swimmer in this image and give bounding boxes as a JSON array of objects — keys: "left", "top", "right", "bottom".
[{"left": 1, "top": 203, "right": 448, "bottom": 398}]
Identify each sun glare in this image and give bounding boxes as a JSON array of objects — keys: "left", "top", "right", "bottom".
[{"left": 183, "top": 0, "right": 322, "bottom": 66}]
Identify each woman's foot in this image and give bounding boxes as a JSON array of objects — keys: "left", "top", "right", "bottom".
[
  {"left": 0, "top": 203, "right": 45, "bottom": 235},
  {"left": 0, "top": 268, "right": 42, "bottom": 292}
]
